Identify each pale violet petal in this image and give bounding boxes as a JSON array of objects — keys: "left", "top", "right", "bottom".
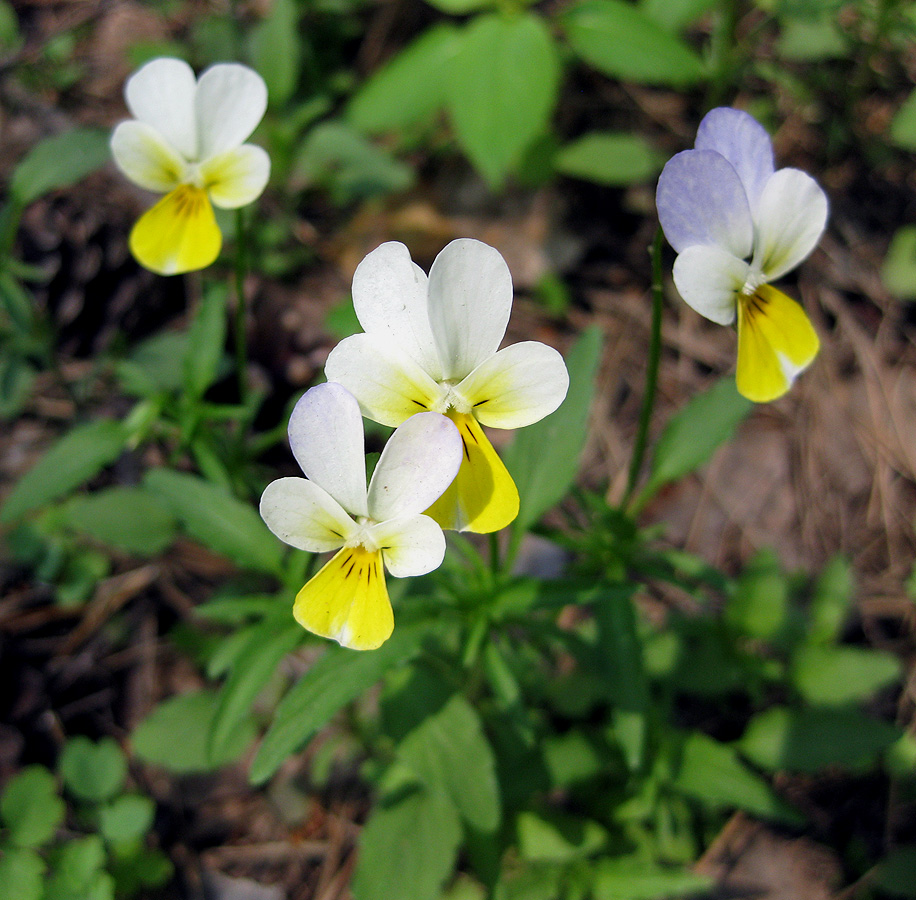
[
  {"left": 200, "top": 144, "right": 270, "bottom": 208},
  {"left": 325, "top": 334, "right": 447, "bottom": 427},
  {"left": 351, "top": 242, "right": 442, "bottom": 379},
  {"left": 454, "top": 342, "right": 570, "bottom": 430},
  {"left": 260, "top": 477, "right": 357, "bottom": 553},
  {"left": 672, "top": 245, "right": 750, "bottom": 325},
  {"left": 124, "top": 57, "right": 197, "bottom": 160},
  {"left": 195, "top": 63, "right": 268, "bottom": 158},
  {"left": 695, "top": 107, "right": 774, "bottom": 215},
  {"left": 427, "top": 238, "right": 513, "bottom": 381},
  {"left": 752, "top": 168, "right": 828, "bottom": 281},
  {"left": 370, "top": 514, "right": 446, "bottom": 578},
  {"left": 111, "top": 121, "right": 185, "bottom": 193},
  {"left": 367, "top": 411, "right": 462, "bottom": 521},
  {"left": 656, "top": 149, "right": 753, "bottom": 259},
  {"left": 287, "top": 383, "right": 369, "bottom": 518}
]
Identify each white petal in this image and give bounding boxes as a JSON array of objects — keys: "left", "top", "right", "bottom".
[
  {"left": 200, "top": 144, "right": 270, "bottom": 209},
  {"left": 427, "top": 239, "right": 513, "bottom": 381},
  {"left": 672, "top": 245, "right": 749, "bottom": 325},
  {"left": 260, "top": 477, "right": 357, "bottom": 553},
  {"left": 752, "top": 168, "right": 828, "bottom": 281},
  {"left": 695, "top": 107, "right": 774, "bottom": 215},
  {"left": 287, "top": 383, "right": 368, "bottom": 517},
  {"left": 454, "top": 342, "right": 569, "bottom": 430},
  {"left": 325, "top": 334, "right": 447, "bottom": 427},
  {"left": 124, "top": 57, "right": 198, "bottom": 160},
  {"left": 656, "top": 149, "right": 753, "bottom": 259},
  {"left": 195, "top": 63, "right": 268, "bottom": 158},
  {"left": 351, "top": 242, "right": 442, "bottom": 379},
  {"left": 367, "top": 411, "right": 462, "bottom": 521},
  {"left": 110, "top": 121, "right": 185, "bottom": 193},
  {"left": 370, "top": 515, "right": 446, "bottom": 578}
]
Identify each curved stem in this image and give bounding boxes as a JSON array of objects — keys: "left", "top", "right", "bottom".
[{"left": 624, "top": 227, "right": 664, "bottom": 509}]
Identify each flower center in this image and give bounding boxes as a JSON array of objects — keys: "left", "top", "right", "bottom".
[
  {"left": 740, "top": 268, "right": 766, "bottom": 297},
  {"left": 346, "top": 517, "right": 380, "bottom": 552},
  {"left": 438, "top": 381, "right": 473, "bottom": 416}
]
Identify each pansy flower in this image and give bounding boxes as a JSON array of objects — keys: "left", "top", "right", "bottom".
[
  {"left": 111, "top": 57, "right": 270, "bottom": 275},
  {"left": 324, "top": 239, "right": 570, "bottom": 534},
  {"left": 656, "top": 107, "right": 828, "bottom": 402},
  {"left": 260, "top": 383, "right": 462, "bottom": 651}
]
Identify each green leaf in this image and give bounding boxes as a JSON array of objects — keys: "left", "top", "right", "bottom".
[
  {"left": 639, "top": 377, "right": 752, "bottom": 505},
  {"left": 592, "top": 856, "right": 713, "bottom": 900},
  {"left": 46, "top": 836, "right": 113, "bottom": 900},
  {"left": 0, "top": 420, "right": 130, "bottom": 523},
  {"left": 791, "top": 645, "right": 902, "bottom": 706},
  {"left": 639, "top": 0, "right": 717, "bottom": 30},
  {"left": 10, "top": 129, "right": 111, "bottom": 206},
  {"left": 249, "top": 0, "right": 300, "bottom": 108},
  {"left": 881, "top": 225, "right": 916, "bottom": 301},
  {"left": 209, "top": 620, "right": 303, "bottom": 765},
  {"left": 447, "top": 13, "right": 560, "bottom": 187},
  {"left": 672, "top": 732, "right": 800, "bottom": 823},
  {"left": 397, "top": 694, "right": 501, "bottom": 833},
  {"left": 890, "top": 88, "right": 916, "bottom": 151},
  {"left": 875, "top": 846, "right": 916, "bottom": 898},
  {"left": 352, "top": 779, "right": 462, "bottom": 900},
  {"left": 64, "top": 486, "right": 177, "bottom": 556},
  {"left": 777, "top": 17, "right": 847, "bottom": 60},
  {"left": 0, "top": 848, "right": 44, "bottom": 900},
  {"left": 348, "top": 24, "right": 462, "bottom": 134},
  {"left": 59, "top": 736, "right": 127, "bottom": 802},
  {"left": 725, "top": 548, "right": 789, "bottom": 641},
  {"left": 807, "top": 554, "right": 853, "bottom": 644},
  {"left": 249, "top": 624, "right": 425, "bottom": 784},
  {"left": 739, "top": 706, "right": 901, "bottom": 773},
  {"left": 183, "top": 283, "right": 228, "bottom": 400},
  {"left": 0, "top": 1, "right": 23, "bottom": 54},
  {"left": 516, "top": 810, "right": 608, "bottom": 862},
  {"left": 118, "top": 331, "right": 189, "bottom": 396},
  {"left": 98, "top": 794, "right": 156, "bottom": 845},
  {"left": 425, "top": 0, "right": 498, "bottom": 13},
  {"left": 1, "top": 765, "right": 65, "bottom": 847},
  {"left": 132, "top": 690, "right": 257, "bottom": 774},
  {"left": 554, "top": 131, "right": 663, "bottom": 185},
  {"left": 561, "top": 0, "right": 705, "bottom": 85},
  {"left": 505, "top": 326, "right": 602, "bottom": 540},
  {"left": 143, "top": 468, "right": 284, "bottom": 575}
]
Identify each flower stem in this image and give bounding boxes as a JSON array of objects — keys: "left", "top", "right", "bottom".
[
  {"left": 623, "top": 227, "right": 664, "bottom": 509},
  {"left": 233, "top": 208, "right": 249, "bottom": 406}
]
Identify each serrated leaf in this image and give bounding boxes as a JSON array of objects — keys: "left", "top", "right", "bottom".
[
  {"left": 143, "top": 468, "right": 284, "bottom": 575},
  {"left": 183, "top": 283, "right": 228, "bottom": 399},
  {"left": 739, "top": 706, "right": 901, "bottom": 773},
  {"left": 673, "top": 732, "right": 800, "bottom": 823},
  {"left": 1, "top": 765, "right": 65, "bottom": 847},
  {"left": 132, "top": 690, "right": 257, "bottom": 774},
  {"left": 348, "top": 24, "right": 462, "bottom": 134},
  {"left": 352, "top": 779, "right": 462, "bottom": 900},
  {"left": 397, "top": 694, "right": 501, "bottom": 832},
  {"left": 554, "top": 131, "right": 663, "bottom": 185},
  {"left": 10, "top": 129, "right": 111, "bottom": 206},
  {"left": 209, "top": 620, "right": 303, "bottom": 765},
  {"left": 562, "top": 0, "right": 705, "bottom": 85},
  {"left": 1, "top": 420, "right": 130, "bottom": 523},
  {"left": 639, "top": 377, "right": 752, "bottom": 506},
  {"left": 447, "top": 13, "right": 559, "bottom": 187},
  {"left": 250, "top": 0, "right": 299, "bottom": 107},
  {"left": 64, "top": 486, "right": 177, "bottom": 556},
  {"left": 791, "top": 645, "right": 902, "bottom": 706},
  {"left": 59, "top": 736, "right": 127, "bottom": 802},
  {"left": 249, "top": 624, "right": 425, "bottom": 784},
  {"left": 505, "top": 326, "right": 602, "bottom": 542},
  {"left": 0, "top": 848, "right": 45, "bottom": 900}
]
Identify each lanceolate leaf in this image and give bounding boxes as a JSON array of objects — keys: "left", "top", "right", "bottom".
[{"left": 447, "top": 13, "right": 560, "bottom": 187}]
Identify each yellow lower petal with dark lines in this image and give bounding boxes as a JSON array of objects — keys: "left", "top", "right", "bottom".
[
  {"left": 129, "top": 184, "right": 222, "bottom": 276},
  {"left": 293, "top": 546, "right": 393, "bottom": 651},
  {"left": 424, "top": 412, "right": 519, "bottom": 534},
  {"left": 736, "top": 284, "right": 820, "bottom": 403}
]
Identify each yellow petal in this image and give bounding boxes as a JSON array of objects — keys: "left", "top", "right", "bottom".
[
  {"left": 129, "top": 185, "right": 222, "bottom": 275},
  {"left": 736, "top": 284, "right": 820, "bottom": 402},
  {"left": 423, "top": 412, "right": 519, "bottom": 534},
  {"left": 293, "top": 546, "right": 393, "bottom": 651}
]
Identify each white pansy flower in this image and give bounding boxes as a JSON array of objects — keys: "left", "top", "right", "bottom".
[
  {"left": 325, "top": 238, "right": 570, "bottom": 534},
  {"left": 260, "top": 382, "right": 462, "bottom": 651},
  {"left": 111, "top": 57, "right": 270, "bottom": 275}
]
